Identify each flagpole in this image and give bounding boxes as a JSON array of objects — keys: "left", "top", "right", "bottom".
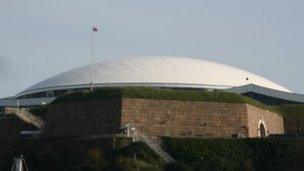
[{"left": 89, "top": 28, "right": 94, "bottom": 92}]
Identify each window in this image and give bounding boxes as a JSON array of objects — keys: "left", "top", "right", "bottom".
[{"left": 46, "top": 91, "right": 54, "bottom": 97}]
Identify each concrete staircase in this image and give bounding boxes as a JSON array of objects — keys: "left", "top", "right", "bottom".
[
  {"left": 5, "top": 107, "right": 45, "bottom": 129},
  {"left": 122, "top": 123, "right": 175, "bottom": 163},
  {"left": 137, "top": 133, "right": 175, "bottom": 163}
]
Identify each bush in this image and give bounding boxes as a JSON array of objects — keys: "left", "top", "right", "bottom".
[
  {"left": 114, "top": 142, "right": 163, "bottom": 166},
  {"left": 162, "top": 138, "right": 251, "bottom": 170},
  {"left": 2, "top": 137, "right": 304, "bottom": 170},
  {"left": 0, "top": 138, "right": 162, "bottom": 171},
  {"left": 82, "top": 148, "right": 107, "bottom": 171},
  {"left": 113, "top": 156, "right": 159, "bottom": 171},
  {"left": 164, "top": 162, "right": 192, "bottom": 171},
  {"left": 162, "top": 137, "right": 304, "bottom": 171}
]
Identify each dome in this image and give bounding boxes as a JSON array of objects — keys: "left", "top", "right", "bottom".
[{"left": 17, "top": 56, "right": 291, "bottom": 97}]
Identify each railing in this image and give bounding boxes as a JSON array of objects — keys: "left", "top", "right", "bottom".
[
  {"left": 5, "top": 107, "right": 45, "bottom": 129},
  {"left": 122, "top": 123, "right": 175, "bottom": 163},
  {"left": 137, "top": 132, "right": 175, "bottom": 163}
]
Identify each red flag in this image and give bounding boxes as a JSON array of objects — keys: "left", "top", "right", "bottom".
[{"left": 92, "top": 27, "right": 98, "bottom": 32}]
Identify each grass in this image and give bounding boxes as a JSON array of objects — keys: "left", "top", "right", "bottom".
[
  {"left": 53, "top": 87, "right": 276, "bottom": 111},
  {"left": 36, "top": 87, "right": 304, "bottom": 117},
  {"left": 29, "top": 105, "right": 49, "bottom": 118},
  {"left": 274, "top": 104, "right": 304, "bottom": 117}
]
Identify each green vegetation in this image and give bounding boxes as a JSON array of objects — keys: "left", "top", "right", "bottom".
[
  {"left": 162, "top": 137, "right": 304, "bottom": 171},
  {"left": 52, "top": 87, "right": 304, "bottom": 117},
  {"left": 29, "top": 105, "right": 49, "bottom": 118},
  {"left": 274, "top": 104, "right": 304, "bottom": 117},
  {"left": 53, "top": 87, "right": 277, "bottom": 112},
  {"left": 16, "top": 88, "right": 304, "bottom": 170},
  {"left": 31, "top": 87, "right": 304, "bottom": 118},
  {"left": 0, "top": 139, "right": 163, "bottom": 171},
  {"left": 2, "top": 137, "right": 304, "bottom": 170},
  {"left": 29, "top": 87, "right": 304, "bottom": 122}
]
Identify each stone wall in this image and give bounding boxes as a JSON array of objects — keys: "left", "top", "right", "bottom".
[
  {"left": 41, "top": 98, "right": 285, "bottom": 138},
  {"left": 44, "top": 99, "right": 122, "bottom": 138},
  {"left": 120, "top": 99, "right": 245, "bottom": 138},
  {"left": 246, "top": 105, "right": 284, "bottom": 137},
  {"left": 121, "top": 98, "right": 284, "bottom": 138},
  {"left": 0, "top": 116, "right": 33, "bottom": 140},
  {"left": 284, "top": 117, "right": 304, "bottom": 135}
]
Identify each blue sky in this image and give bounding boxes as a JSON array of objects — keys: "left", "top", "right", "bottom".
[{"left": 0, "top": 0, "right": 303, "bottom": 97}]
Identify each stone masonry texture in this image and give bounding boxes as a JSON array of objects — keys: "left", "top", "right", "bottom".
[
  {"left": 0, "top": 116, "right": 34, "bottom": 141},
  {"left": 44, "top": 99, "right": 122, "bottom": 138},
  {"left": 246, "top": 105, "right": 284, "bottom": 137},
  {"left": 284, "top": 116, "right": 304, "bottom": 135},
  {"left": 43, "top": 98, "right": 284, "bottom": 138}
]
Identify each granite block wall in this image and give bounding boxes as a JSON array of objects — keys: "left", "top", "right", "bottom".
[
  {"left": 121, "top": 99, "right": 284, "bottom": 138},
  {"left": 41, "top": 98, "right": 284, "bottom": 138},
  {"left": 246, "top": 105, "right": 284, "bottom": 137},
  {"left": 284, "top": 117, "right": 304, "bottom": 135},
  {"left": 0, "top": 116, "right": 33, "bottom": 140},
  {"left": 44, "top": 99, "right": 122, "bottom": 138}
]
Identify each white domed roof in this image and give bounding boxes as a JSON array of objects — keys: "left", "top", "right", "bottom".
[{"left": 17, "top": 56, "right": 291, "bottom": 96}]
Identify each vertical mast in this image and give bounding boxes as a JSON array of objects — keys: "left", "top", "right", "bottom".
[
  {"left": 89, "top": 29, "right": 94, "bottom": 91},
  {"left": 90, "top": 26, "right": 98, "bottom": 91}
]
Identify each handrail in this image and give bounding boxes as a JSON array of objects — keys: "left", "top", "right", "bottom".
[
  {"left": 5, "top": 107, "right": 45, "bottom": 129},
  {"left": 122, "top": 123, "right": 175, "bottom": 163}
]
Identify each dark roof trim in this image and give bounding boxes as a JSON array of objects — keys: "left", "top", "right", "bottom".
[{"left": 225, "top": 84, "right": 304, "bottom": 103}]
